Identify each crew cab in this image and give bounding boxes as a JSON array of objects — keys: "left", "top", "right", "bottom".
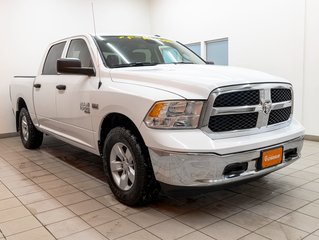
[{"left": 10, "top": 34, "right": 304, "bottom": 205}]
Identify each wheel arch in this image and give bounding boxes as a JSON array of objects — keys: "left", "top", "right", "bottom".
[
  {"left": 16, "top": 98, "right": 28, "bottom": 132},
  {"left": 98, "top": 113, "right": 147, "bottom": 156}
]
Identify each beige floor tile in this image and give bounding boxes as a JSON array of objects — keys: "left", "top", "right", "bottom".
[
  {"left": 256, "top": 222, "right": 308, "bottom": 240},
  {"left": 67, "top": 199, "right": 104, "bottom": 215},
  {"left": 0, "top": 206, "right": 31, "bottom": 223},
  {"left": 241, "top": 186, "right": 281, "bottom": 201},
  {"left": 56, "top": 191, "right": 91, "bottom": 205},
  {"left": 127, "top": 209, "right": 170, "bottom": 228},
  {"left": 6, "top": 227, "right": 55, "bottom": 240},
  {"left": 95, "top": 218, "right": 141, "bottom": 240},
  {"left": 60, "top": 228, "right": 107, "bottom": 240},
  {"left": 32, "top": 174, "right": 59, "bottom": 184},
  {"left": 285, "top": 188, "right": 319, "bottom": 201},
  {"left": 146, "top": 219, "right": 194, "bottom": 240},
  {"left": 5, "top": 179, "right": 35, "bottom": 190},
  {"left": 46, "top": 184, "right": 78, "bottom": 197},
  {"left": 303, "top": 166, "right": 319, "bottom": 175},
  {"left": 72, "top": 179, "right": 103, "bottom": 191},
  {"left": 18, "top": 191, "right": 52, "bottom": 205},
  {"left": 227, "top": 210, "right": 272, "bottom": 231},
  {"left": 84, "top": 185, "right": 112, "bottom": 198},
  {"left": 267, "top": 194, "right": 309, "bottom": 210},
  {"left": 239, "top": 233, "right": 269, "bottom": 240},
  {"left": 202, "top": 201, "right": 243, "bottom": 219},
  {"left": 0, "top": 215, "right": 41, "bottom": 236},
  {"left": 177, "top": 231, "right": 214, "bottom": 240},
  {"left": 38, "top": 179, "right": 68, "bottom": 190},
  {"left": 96, "top": 194, "right": 119, "bottom": 207},
  {"left": 298, "top": 203, "right": 319, "bottom": 219},
  {"left": 81, "top": 208, "right": 121, "bottom": 227},
  {"left": 24, "top": 169, "right": 51, "bottom": 179},
  {"left": 36, "top": 207, "right": 75, "bottom": 225},
  {"left": 278, "top": 211, "right": 319, "bottom": 233},
  {"left": 47, "top": 216, "right": 90, "bottom": 238},
  {"left": 301, "top": 182, "right": 319, "bottom": 193},
  {"left": 116, "top": 229, "right": 160, "bottom": 240},
  {"left": 223, "top": 194, "right": 261, "bottom": 209},
  {"left": 110, "top": 203, "right": 148, "bottom": 217},
  {"left": 314, "top": 230, "right": 319, "bottom": 236},
  {"left": 286, "top": 170, "right": 319, "bottom": 181},
  {"left": 0, "top": 198, "right": 21, "bottom": 211},
  {"left": 303, "top": 235, "right": 319, "bottom": 240},
  {"left": 0, "top": 187, "right": 14, "bottom": 200},
  {"left": 201, "top": 220, "right": 250, "bottom": 240},
  {"left": 64, "top": 174, "right": 92, "bottom": 184},
  {"left": 10, "top": 184, "right": 43, "bottom": 196},
  {"left": 54, "top": 169, "right": 81, "bottom": 179},
  {"left": 176, "top": 210, "right": 219, "bottom": 230},
  {"left": 248, "top": 202, "right": 292, "bottom": 220},
  {"left": 27, "top": 198, "right": 62, "bottom": 214}
]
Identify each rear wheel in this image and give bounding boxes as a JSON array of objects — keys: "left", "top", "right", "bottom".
[
  {"left": 102, "top": 127, "right": 160, "bottom": 206},
  {"left": 19, "top": 108, "right": 43, "bottom": 149}
]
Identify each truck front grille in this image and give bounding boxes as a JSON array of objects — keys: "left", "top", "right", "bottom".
[
  {"left": 209, "top": 112, "right": 258, "bottom": 132},
  {"left": 213, "top": 90, "right": 260, "bottom": 107},
  {"left": 271, "top": 88, "right": 292, "bottom": 103},
  {"left": 268, "top": 107, "right": 292, "bottom": 125},
  {"left": 206, "top": 84, "right": 293, "bottom": 134}
]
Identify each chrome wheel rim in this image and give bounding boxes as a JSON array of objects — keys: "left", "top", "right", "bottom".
[
  {"left": 21, "top": 116, "right": 29, "bottom": 142},
  {"left": 110, "top": 143, "right": 135, "bottom": 191}
]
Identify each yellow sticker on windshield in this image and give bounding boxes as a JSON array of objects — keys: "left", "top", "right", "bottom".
[{"left": 116, "top": 36, "right": 172, "bottom": 43}]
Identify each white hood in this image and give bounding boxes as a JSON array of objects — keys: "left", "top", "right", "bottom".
[{"left": 110, "top": 64, "right": 290, "bottom": 99}]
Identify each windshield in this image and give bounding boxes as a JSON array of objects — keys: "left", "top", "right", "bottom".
[{"left": 94, "top": 36, "right": 206, "bottom": 68}]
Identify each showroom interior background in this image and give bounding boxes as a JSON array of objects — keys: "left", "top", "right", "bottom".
[{"left": 1, "top": 0, "right": 318, "bottom": 137}]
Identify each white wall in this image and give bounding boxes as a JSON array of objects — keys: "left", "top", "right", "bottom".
[
  {"left": 150, "top": 0, "right": 305, "bottom": 123},
  {"left": 303, "top": 0, "right": 319, "bottom": 136},
  {"left": 0, "top": 0, "right": 151, "bottom": 134}
]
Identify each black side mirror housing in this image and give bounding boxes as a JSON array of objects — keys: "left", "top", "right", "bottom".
[
  {"left": 206, "top": 61, "right": 215, "bottom": 65},
  {"left": 57, "top": 58, "right": 96, "bottom": 76}
]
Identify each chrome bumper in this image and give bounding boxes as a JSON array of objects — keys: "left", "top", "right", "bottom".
[{"left": 149, "top": 136, "right": 304, "bottom": 187}]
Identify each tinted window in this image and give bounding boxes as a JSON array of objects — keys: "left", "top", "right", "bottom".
[
  {"left": 42, "top": 42, "right": 66, "bottom": 75},
  {"left": 67, "top": 39, "right": 93, "bottom": 67}
]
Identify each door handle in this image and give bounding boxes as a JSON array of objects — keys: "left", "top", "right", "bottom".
[
  {"left": 56, "top": 85, "right": 66, "bottom": 90},
  {"left": 33, "top": 83, "right": 41, "bottom": 89}
]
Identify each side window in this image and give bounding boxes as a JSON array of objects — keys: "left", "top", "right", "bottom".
[
  {"left": 42, "top": 42, "right": 66, "bottom": 75},
  {"left": 67, "top": 39, "right": 93, "bottom": 68}
]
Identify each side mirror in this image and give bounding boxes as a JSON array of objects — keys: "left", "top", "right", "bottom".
[
  {"left": 57, "top": 58, "right": 96, "bottom": 76},
  {"left": 206, "top": 61, "right": 215, "bottom": 65}
]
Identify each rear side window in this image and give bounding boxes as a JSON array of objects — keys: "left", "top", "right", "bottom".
[
  {"left": 42, "top": 42, "right": 66, "bottom": 75},
  {"left": 67, "top": 39, "right": 93, "bottom": 68}
]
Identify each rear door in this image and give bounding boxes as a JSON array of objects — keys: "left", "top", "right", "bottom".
[
  {"left": 55, "top": 38, "right": 97, "bottom": 148},
  {"left": 33, "top": 41, "right": 66, "bottom": 132}
]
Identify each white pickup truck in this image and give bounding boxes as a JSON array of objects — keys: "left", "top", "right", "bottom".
[{"left": 10, "top": 34, "right": 304, "bottom": 205}]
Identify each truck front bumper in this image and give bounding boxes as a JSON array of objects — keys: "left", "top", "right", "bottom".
[{"left": 149, "top": 136, "right": 303, "bottom": 187}]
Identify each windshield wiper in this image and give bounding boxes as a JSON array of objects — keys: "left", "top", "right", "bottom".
[{"left": 111, "top": 62, "right": 160, "bottom": 68}]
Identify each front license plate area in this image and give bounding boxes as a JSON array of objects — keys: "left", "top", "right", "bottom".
[{"left": 258, "top": 147, "right": 283, "bottom": 170}]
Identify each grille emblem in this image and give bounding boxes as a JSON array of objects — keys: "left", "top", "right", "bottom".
[{"left": 262, "top": 101, "right": 272, "bottom": 114}]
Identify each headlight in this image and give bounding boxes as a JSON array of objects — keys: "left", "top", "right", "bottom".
[{"left": 144, "top": 100, "right": 203, "bottom": 129}]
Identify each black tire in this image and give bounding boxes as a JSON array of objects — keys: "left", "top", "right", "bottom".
[
  {"left": 102, "top": 127, "right": 160, "bottom": 206},
  {"left": 19, "top": 108, "right": 43, "bottom": 149}
]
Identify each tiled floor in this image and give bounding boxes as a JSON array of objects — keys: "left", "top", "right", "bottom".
[{"left": 0, "top": 136, "right": 318, "bottom": 240}]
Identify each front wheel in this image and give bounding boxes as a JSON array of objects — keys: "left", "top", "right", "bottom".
[
  {"left": 102, "top": 127, "right": 159, "bottom": 206},
  {"left": 19, "top": 108, "right": 43, "bottom": 149}
]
